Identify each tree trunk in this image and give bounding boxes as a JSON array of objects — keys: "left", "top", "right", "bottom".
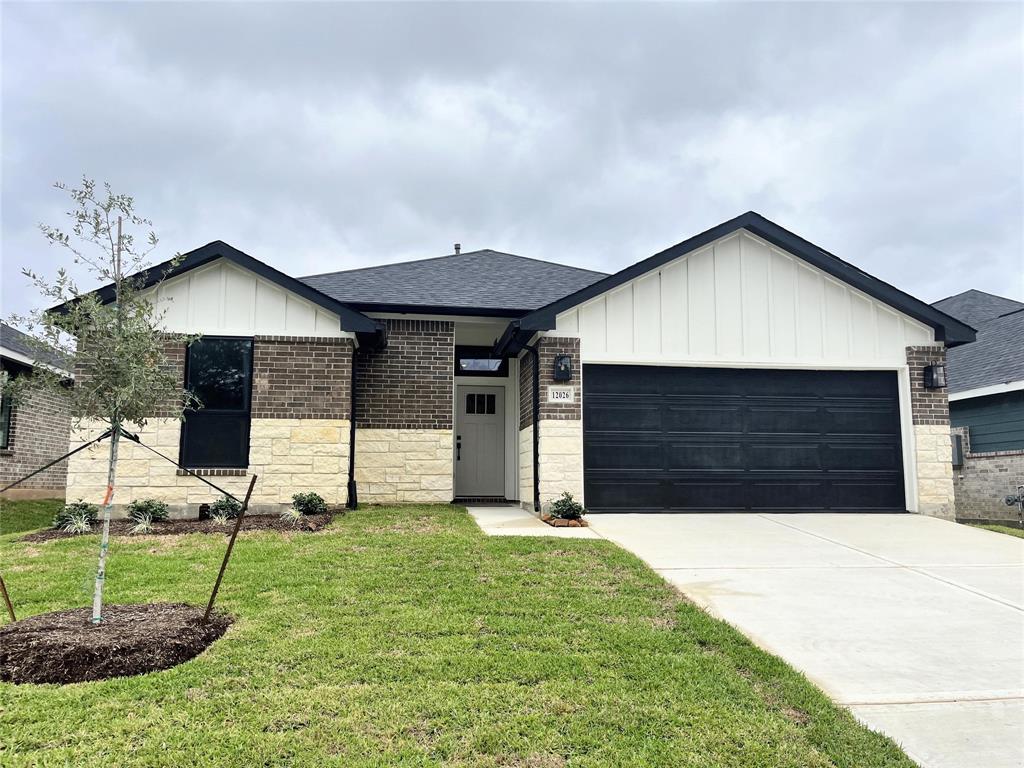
[{"left": 91, "top": 422, "right": 121, "bottom": 623}]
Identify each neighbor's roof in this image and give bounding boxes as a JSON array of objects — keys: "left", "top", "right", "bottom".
[
  {"left": 932, "top": 289, "right": 1024, "bottom": 329},
  {"left": 301, "top": 249, "right": 608, "bottom": 315},
  {"left": 0, "top": 322, "right": 71, "bottom": 373},
  {"left": 932, "top": 290, "right": 1024, "bottom": 394}
]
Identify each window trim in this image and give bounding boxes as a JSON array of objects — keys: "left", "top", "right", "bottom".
[
  {"left": 454, "top": 345, "right": 509, "bottom": 378},
  {"left": 179, "top": 336, "right": 255, "bottom": 469}
]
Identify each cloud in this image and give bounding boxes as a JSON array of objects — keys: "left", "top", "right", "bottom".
[{"left": 2, "top": 1, "right": 1021, "bottom": 320}]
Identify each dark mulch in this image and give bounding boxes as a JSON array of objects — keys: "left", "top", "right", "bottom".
[
  {"left": 22, "top": 512, "right": 335, "bottom": 543},
  {"left": 0, "top": 603, "right": 232, "bottom": 685}
]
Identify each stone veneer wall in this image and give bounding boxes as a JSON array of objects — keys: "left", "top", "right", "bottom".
[
  {"left": 0, "top": 364, "right": 72, "bottom": 499},
  {"left": 65, "top": 336, "right": 353, "bottom": 516},
  {"left": 354, "top": 319, "right": 455, "bottom": 503},
  {"left": 518, "top": 425, "right": 533, "bottom": 509},
  {"left": 950, "top": 425, "right": 1024, "bottom": 523},
  {"left": 906, "top": 346, "right": 955, "bottom": 519}
]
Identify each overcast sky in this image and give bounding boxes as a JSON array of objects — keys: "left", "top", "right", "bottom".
[{"left": 3, "top": 1, "right": 1022, "bottom": 320}]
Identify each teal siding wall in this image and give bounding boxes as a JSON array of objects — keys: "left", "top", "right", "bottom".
[{"left": 950, "top": 391, "right": 1024, "bottom": 453}]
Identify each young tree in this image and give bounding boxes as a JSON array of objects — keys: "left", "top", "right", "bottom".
[{"left": 3, "top": 178, "right": 198, "bottom": 622}]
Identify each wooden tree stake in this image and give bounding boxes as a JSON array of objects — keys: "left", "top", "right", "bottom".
[
  {"left": 0, "top": 575, "right": 15, "bottom": 623},
  {"left": 203, "top": 474, "right": 257, "bottom": 625}
]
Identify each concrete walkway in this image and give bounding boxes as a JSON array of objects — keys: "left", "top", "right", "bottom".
[
  {"left": 466, "top": 505, "right": 601, "bottom": 539},
  {"left": 587, "top": 513, "right": 1024, "bottom": 768}
]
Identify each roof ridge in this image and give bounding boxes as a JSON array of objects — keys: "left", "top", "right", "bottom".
[{"left": 300, "top": 248, "right": 607, "bottom": 281}]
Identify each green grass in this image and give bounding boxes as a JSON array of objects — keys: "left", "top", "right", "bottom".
[
  {"left": 0, "top": 498, "right": 62, "bottom": 536},
  {"left": 0, "top": 504, "right": 913, "bottom": 767},
  {"left": 971, "top": 523, "right": 1024, "bottom": 539}
]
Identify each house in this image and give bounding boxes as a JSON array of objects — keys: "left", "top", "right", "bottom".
[
  {"left": 0, "top": 323, "right": 73, "bottom": 499},
  {"left": 63, "top": 212, "right": 974, "bottom": 519},
  {"left": 931, "top": 289, "right": 1024, "bottom": 522}
]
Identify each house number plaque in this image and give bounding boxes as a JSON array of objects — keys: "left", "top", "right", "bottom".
[{"left": 547, "top": 386, "right": 575, "bottom": 403}]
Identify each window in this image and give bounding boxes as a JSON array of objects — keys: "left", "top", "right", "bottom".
[
  {"left": 465, "top": 393, "right": 496, "bottom": 415},
  {"left": 0, "top": 393, "right": 12, "bottom": 449},
  {"left": 454, "top": 345, "right": 508, "bottom": 378},
  {"left": 180, "top": 337, "right": 253, "bottom": 468}
]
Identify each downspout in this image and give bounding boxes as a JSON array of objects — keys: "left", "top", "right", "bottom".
[
  {"left": 346, "top": 344, "right": 359, "bottom": 510},
  {"left": 526, "top": 343, "right": 541, "bottom": 513}
]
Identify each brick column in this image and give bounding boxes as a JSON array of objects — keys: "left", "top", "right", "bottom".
[
  {"left": 535, "top": 336, "right": 584, "bottom": 510},
  {"left": 906, "top": 345, "right": 955, "bottom": 519}
]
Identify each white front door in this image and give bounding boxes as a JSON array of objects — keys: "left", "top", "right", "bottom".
[{"left": 455, "top": 386, "right": 505, "bottom": 497}]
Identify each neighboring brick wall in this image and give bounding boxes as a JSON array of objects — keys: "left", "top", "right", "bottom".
[
  {"left": 906, "top": 346, "right": 949, "bottom": 426},
  {"left": 0, "top": 367, "right": 72, "bottom": 495},
  {"left": 356, "top": 320, "right": 454, "bottom": 429},
  {"left": 252, "top": 336, "right": 353, "bottom": 419},
  {"left": 538, "top": 337, "right": 582, "bottom": 420},
  {"left": 951, "top": 425, "right": 1024, "bottom": 523}
]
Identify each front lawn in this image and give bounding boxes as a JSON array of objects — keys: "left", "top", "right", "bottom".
[
  {"left": 0, "top": 504, "right": 912, "bottom": 767},
  {"left": 0, "top": 498, "right": 61, "bottom": 536},
  {"left": 971, "top": 522, "right": 1024, "bottom": 539}
]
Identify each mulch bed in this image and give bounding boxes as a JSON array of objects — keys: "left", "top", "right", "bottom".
[
  {"left": 0, "top": 603, "right": 232, "bottom": 685},
  {"left": 540, "top": 514, "right": 588, "bottom": 528},
  {"left": 22, "top": 512, "right": 335, "bottom": 543}
]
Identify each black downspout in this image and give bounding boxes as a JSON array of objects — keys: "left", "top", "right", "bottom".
[
  {"left": 346, "top": 345, "right": 359, "bottom": 510},
  {"left": 526, "top": 343, "right": 541, "bottom": 513}
]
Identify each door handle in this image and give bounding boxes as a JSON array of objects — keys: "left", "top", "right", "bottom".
[{"left": 456, "top": 436, "right": 461, "bottom": 461}]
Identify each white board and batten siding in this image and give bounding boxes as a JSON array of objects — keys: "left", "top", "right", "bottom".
[
  {"left": 147, "top": 258, "right": 349, "bottom": 337},
  {"left": 556, "top": 230, "right": 934, "bottom": 368}
]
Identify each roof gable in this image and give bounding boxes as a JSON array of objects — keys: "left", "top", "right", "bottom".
[
  {"left": 62, "top": 241, "right": 381, "bottom": 336},
  {"left": 300, "top": 249, "right": 607, "bottom": 315},
  {"left": 504, "top": 212, "right": 975, "bottom": 348}
]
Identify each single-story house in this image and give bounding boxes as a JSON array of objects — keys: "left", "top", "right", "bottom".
[
  {"left": 931, "top": 289, "right": 1024, "bottom": 523},
  {"left": 64, "top": 212, "right": 975, "bottom": 519},
  {"left": 0, "top": 323, "right": 73, "bottom": 500}
]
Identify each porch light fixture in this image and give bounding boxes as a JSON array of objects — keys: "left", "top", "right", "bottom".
[
  {"left": 553, "top": 354, "right": 572, "bottom": 382},
  {"left": 923, "top": 363, "right": 947, "bottom": 389}
]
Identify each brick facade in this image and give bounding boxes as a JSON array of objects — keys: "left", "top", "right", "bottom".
[
  {"left": 0, "top": 364, "right": 72, "bottom": 497},
  {"left": 356, "top": 319, "right": 454, "bottom": 430},
  {"left": 252, "top": 335, "right": 354, "bottom": 419},
  {"left": 906, "top": 345, "right": 949, "bottom": 426},
  {"left": 951, "top": 425, "right": 1024, "bottom": 523},
  {"left": 538, "top": 337, "right": 582, "bottom": 420},
  {"left": 518, "top": 350, "right": 534, "bottom": 429}
]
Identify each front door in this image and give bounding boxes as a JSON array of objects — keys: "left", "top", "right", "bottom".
[{"left": 455, "top": 386, "right": 505, "bottom": 497}]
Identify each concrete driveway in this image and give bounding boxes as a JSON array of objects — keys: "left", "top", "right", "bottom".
[{"left": 587, "top": 513, "right": 1024, "bottom": 768}]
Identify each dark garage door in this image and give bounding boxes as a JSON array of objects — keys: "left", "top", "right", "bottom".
[{"left": 583, "top": 365, "right": 905, "bottom": 512}]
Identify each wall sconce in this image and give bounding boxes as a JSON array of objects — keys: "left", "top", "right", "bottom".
[
  {"left": 923, "top": 363, "right": 947, "bottom": 389},
  {"left": 553, "top": 354, "right": 572, "bottom": 381}
]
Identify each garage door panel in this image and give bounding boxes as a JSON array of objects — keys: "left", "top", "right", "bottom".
[
  {"left": 664, "top": 404, "right": 744, "bottom": 433},
  {"left": 665, "top": 442, "right": 744, "bottom": 470},
  {"left": 583, "top": 365, "right": 905, "bottom": 512}
]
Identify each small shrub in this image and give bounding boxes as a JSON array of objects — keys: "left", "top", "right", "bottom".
[
  {"left": 280, "top": 506, "right": 303, "bottom": 526},
  {"left": 127, "top": 498, "right": 169, "bottom": 523},
  {"left": 291, "top": 492, "right": 327, "bottom": 516},
  {"left": 129, "top": 512, "right": 154, "bottom": 535},
  {"left": 54, "top": 500, "right": 99, "bottom": 533},
  {"left": 547, "top": 491, "right": 585, "bottom": 520},
  {"left": 210, "top": 495, "right": 242, "bottom": 521},
  {"left": 210, "top": 511, "right": 231, "bottom": 527}
]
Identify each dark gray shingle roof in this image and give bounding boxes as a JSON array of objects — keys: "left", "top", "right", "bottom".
[
  {"left": 300, "top": 249, "right": 608, "bottom": 313},
  {"left": 933, "top": 292, "right": 1024, "bottom": 393},
  {"left": 932, "top": 289, "right": 1024, "bottom": 328},
  {"left": 0, "top": 322, "right": 71, "bottom": 372}
]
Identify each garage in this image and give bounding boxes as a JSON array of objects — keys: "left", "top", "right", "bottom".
[{"left": 583, "top": 365, "right": 905, "bottom": 512}]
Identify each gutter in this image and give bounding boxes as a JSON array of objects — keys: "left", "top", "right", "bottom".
[
  {"left": 346, "top": 344, "right": 359, "bottom": 509},
  {"left": 525, "top": 343, "right": 541, "bottom": 513}
]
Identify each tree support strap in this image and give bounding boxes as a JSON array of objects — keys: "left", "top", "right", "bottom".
[{"left": 0, "top": 429, "right": 113, "bottom": 494}]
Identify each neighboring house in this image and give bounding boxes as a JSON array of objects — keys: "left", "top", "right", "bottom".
[
  {"left": 63, "top": 212, "right": 974, "bottom": 519},
  {"left": 932, "top": 289, "right": 1024, "bottom": 523},
  {"left": 0, "top": 323, "right": 73, "bottom": 499}
]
